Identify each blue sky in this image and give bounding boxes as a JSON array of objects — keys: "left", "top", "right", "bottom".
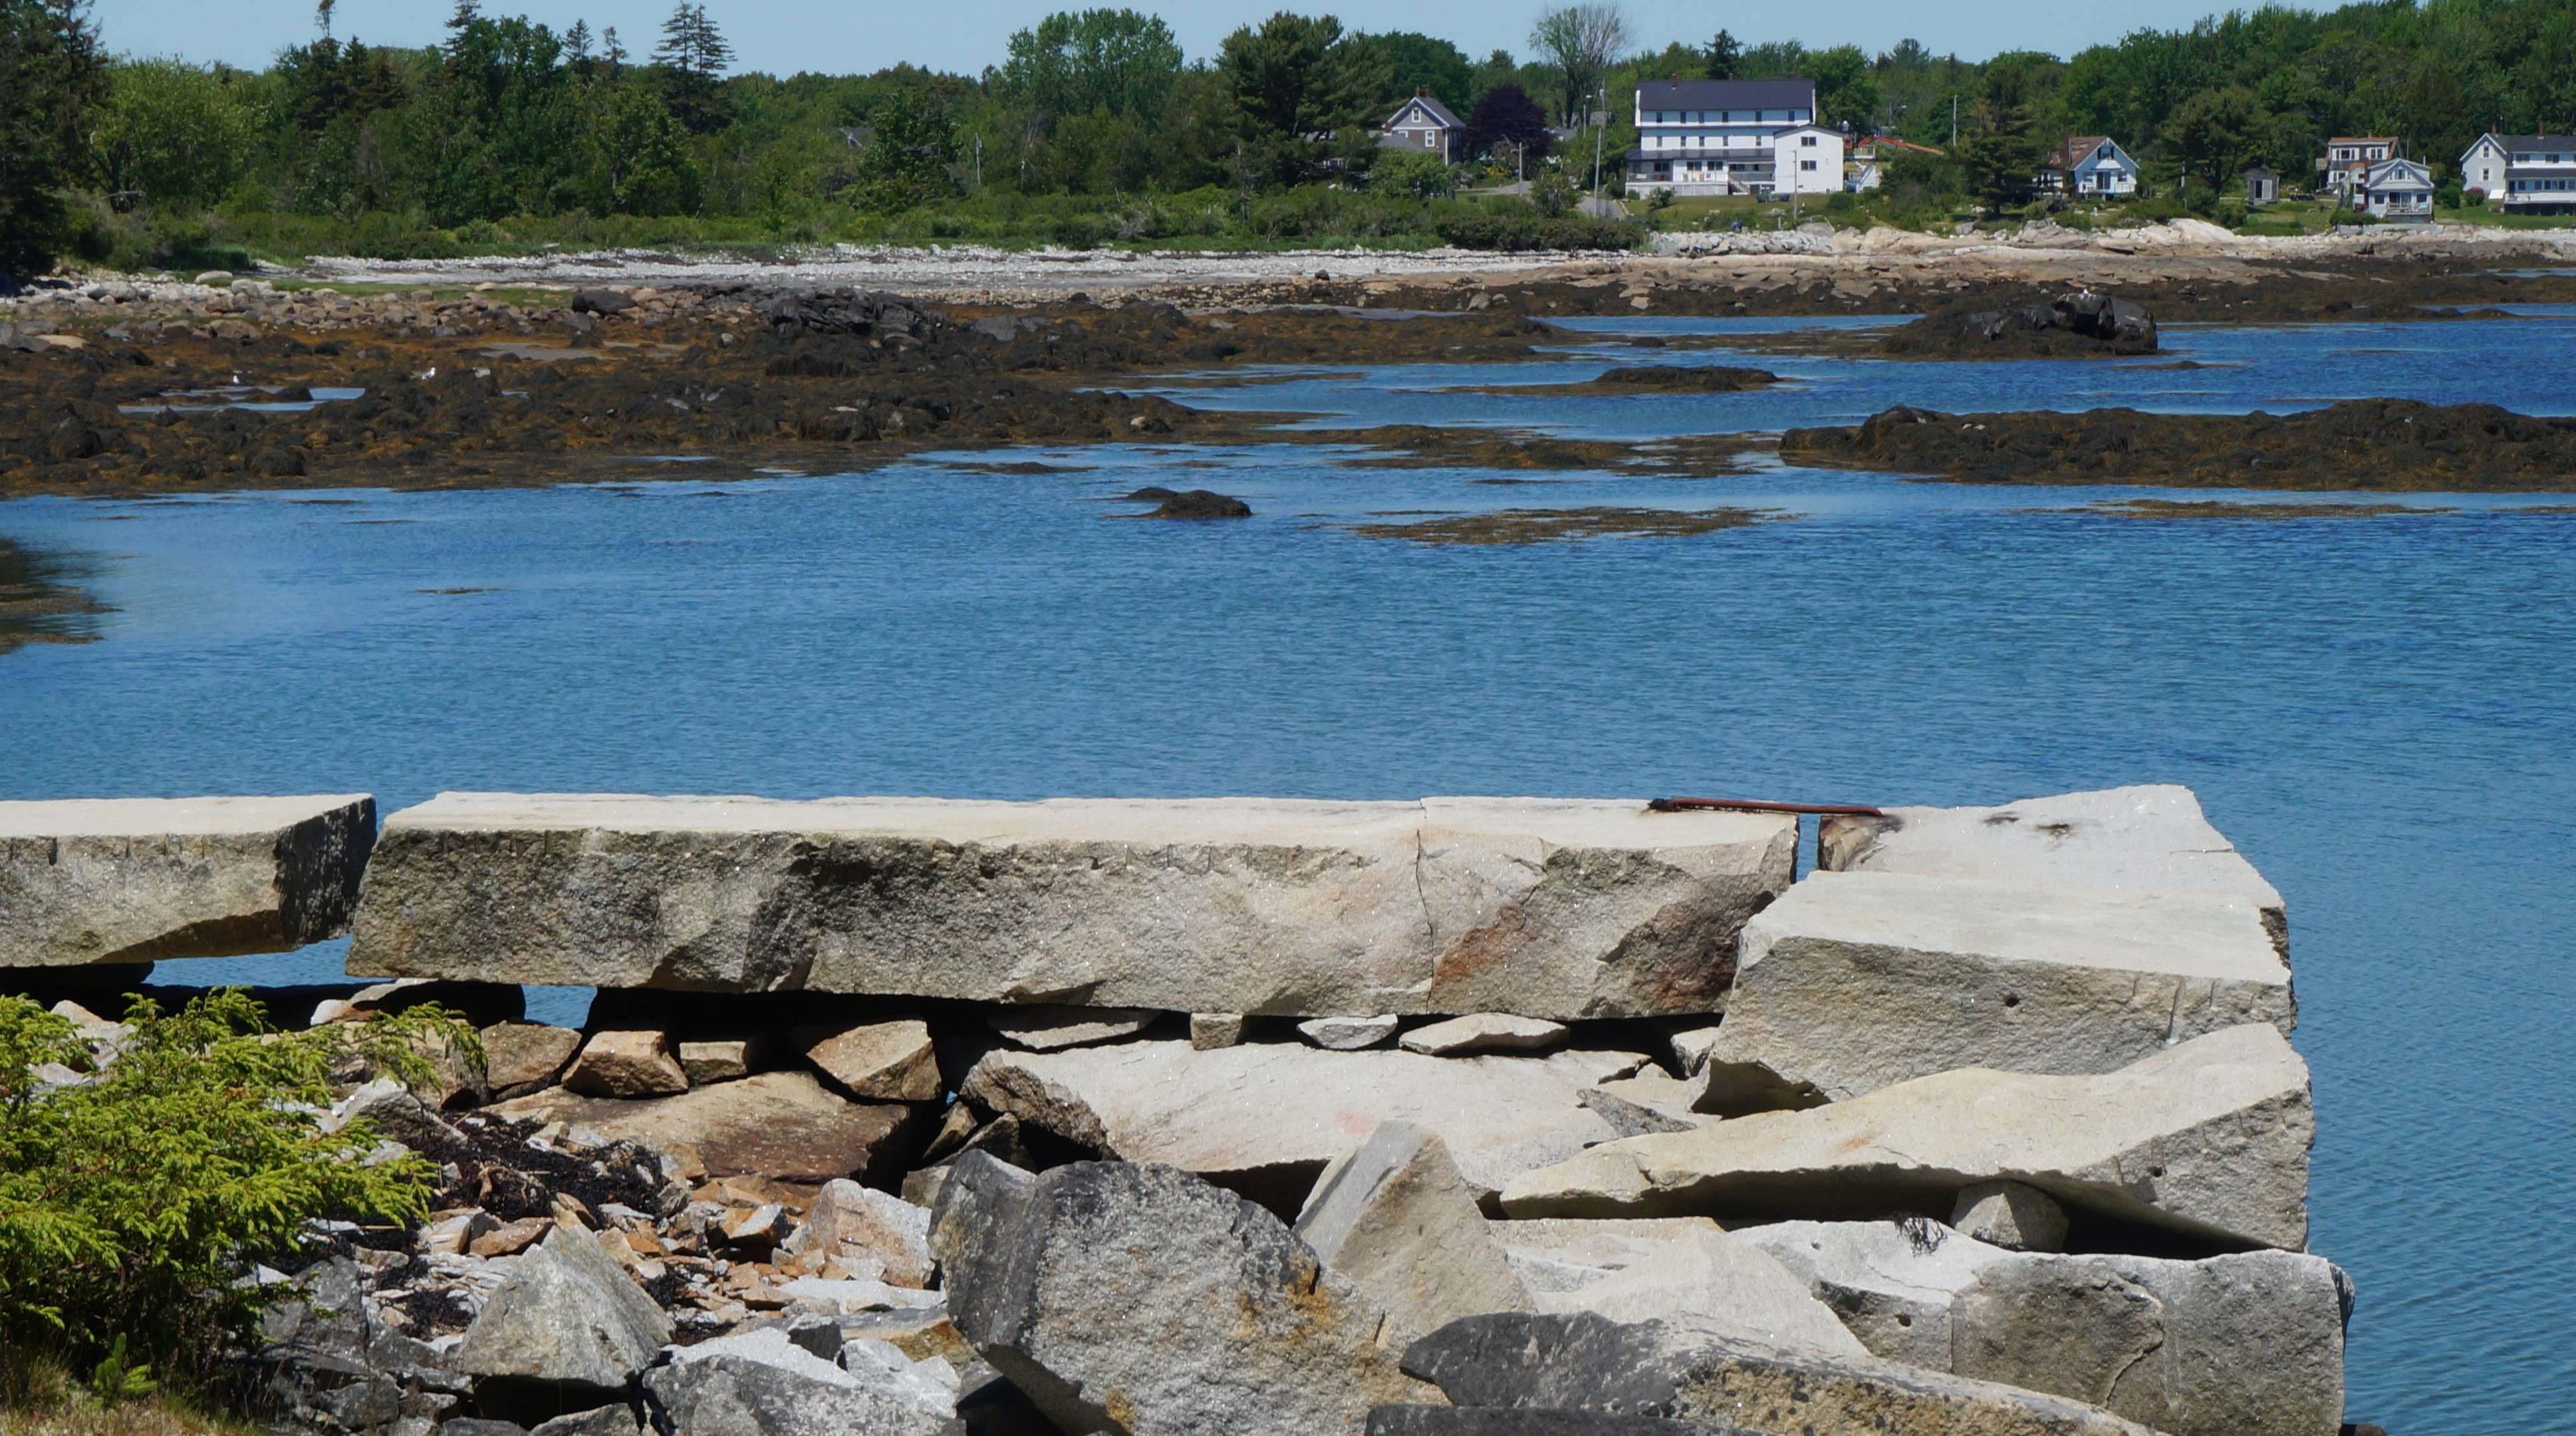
[{"left": 96, "top": 1, "right": 2250, "bottom": 74}]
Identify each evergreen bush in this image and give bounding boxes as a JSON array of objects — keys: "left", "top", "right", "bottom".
[{"left": 0, "top": 992, "right": 471, "bottom": 1382}]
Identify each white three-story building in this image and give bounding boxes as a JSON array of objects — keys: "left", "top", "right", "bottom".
[{"left": 1622, "top": 78, "right": 1844, "bottom": 198}]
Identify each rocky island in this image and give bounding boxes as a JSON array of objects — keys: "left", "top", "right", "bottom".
[{"left": 0, "top": 782, "right": 2361, "bottom": 1435}]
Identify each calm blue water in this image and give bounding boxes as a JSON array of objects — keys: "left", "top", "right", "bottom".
[{"left": 5, "top": 314, "right": 2573, "bottom": 1432}]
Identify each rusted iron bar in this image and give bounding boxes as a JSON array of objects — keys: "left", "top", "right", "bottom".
[{"left": 1648, "top": 796, "right": 1887, "bottom": 818}]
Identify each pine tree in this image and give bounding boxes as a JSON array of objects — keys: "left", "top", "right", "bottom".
[
  {"left": 601, "top": 25, "right": 625, "bottom": 80},
  {"left": 0, "top": 0, "right": 105, "bottom": 277},
  {"left": 315, "top": 0, "right": 334, "bottom": 38},
  {"left": 653, "top": 2, "right": 733, "bottom": 134}
]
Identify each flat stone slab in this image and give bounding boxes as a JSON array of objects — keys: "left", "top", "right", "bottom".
[
  {"left": 489, "top": 1071, "right": 921, "bottom": 1185},
  {"left": 960, "top": 1039, "right": 1646, "bottom": 1207},
  {"left": 1708, "top": 870, "right": 2294, "bottom": 1103},
  {"left": 347, "top": 793, "right": 1794, "bottom": 1018},
  {"left": 1818, "top": 785, "right": 2287, "bottom": 954},
  {"left": 0, "top": 794, "right": 375, "bottom": 966},
  {"left": 1501, "top": 1023, "right": 2314, "bottom": 1251}
]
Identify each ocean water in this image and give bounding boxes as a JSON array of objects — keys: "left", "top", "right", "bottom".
[{"left": 5, "top": 313, "right": 2573, "bottom": 1432}]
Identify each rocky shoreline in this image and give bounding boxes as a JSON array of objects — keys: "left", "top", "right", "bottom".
[
  {"left": 7, "top": 244, "right": 2574, "bottom": 502},
  {"left": 0, "top": 784, "right": 2373, "bottom": 1436}
]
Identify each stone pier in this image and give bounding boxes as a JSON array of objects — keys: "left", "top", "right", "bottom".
[
  {"left": 345, "top": 793, "right": 1797, "bottom": 1020},
  {"left": 0, "top": 794, "right": 376, "bottom": 966}
]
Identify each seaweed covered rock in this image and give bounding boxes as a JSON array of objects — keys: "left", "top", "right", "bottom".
[
  {"left": 1878, "top": 291, "right": 2156, "bottom": 358},
  {"left": 1780, "top": 400, "right": 2576, "bottom": 491}
]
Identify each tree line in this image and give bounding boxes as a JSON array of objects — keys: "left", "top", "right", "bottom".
[{"left": 5, "top": 0, "right": 2576, "bottom": 275}]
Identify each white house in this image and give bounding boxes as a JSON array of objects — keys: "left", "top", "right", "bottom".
[
  {"left": 2461, "top": 132, "right": 2576, "bottom": 211},
  {"left": 1621, "top": 78, "right": 1843, "bottom": 198},
  {"left": 1380, "top": 92, "right": 1466, "bottom": 163},
  {"left": 2043, "top": 136, "right": 2140, "bottom": 197},
  {"left": 2358, "top": 156, "right": 2434, "bottom": 221}
]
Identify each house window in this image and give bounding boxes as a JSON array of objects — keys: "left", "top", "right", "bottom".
[
  {"left": 1801, "top": 160, "right": 1817, "bottom": 171},
  {"left": 1801, "top": 135, "right": 1817, "bottom": 147}
]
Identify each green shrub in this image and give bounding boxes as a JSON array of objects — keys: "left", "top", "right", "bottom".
[{"left": 0, "top": 991, "right": 471, "bottom": 1380}]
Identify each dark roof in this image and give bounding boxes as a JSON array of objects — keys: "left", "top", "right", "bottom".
[
  {"left": 1634, "top": 78, "right": 1815, "bottom": 112},
  {"left": 2490, "top": 134, "right": 2576, "bottom": 150},
  {"left": 1387, "top": 93, "right": 1463, "bottom": 130}
]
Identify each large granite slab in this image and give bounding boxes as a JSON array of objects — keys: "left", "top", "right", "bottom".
[
  {"left": 961, "top": 1039, "right": 1646, "bottom": 1208},
  {"left": 346, "top": 793, "right": 1794, "bottom": 1018},
  {"left": 1501, "top": 1023, "right": 2315, "bottom": 1251},
  {"left": 1817, "top": 785, "right": 2287, "bottom": 955},
  {"left": 1706, "top": 870, "right": 2294, "bottom": 1104},
  {"left": 0, "top": 794, "right": 376, "bottom": 966}
]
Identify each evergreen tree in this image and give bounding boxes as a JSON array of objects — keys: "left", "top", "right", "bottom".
[
  {"left": 1704, "top": 29, "right": 1740, "bottom": 80},
  {"left": 1216, "top": 12, "right": 1376, "bottom": 185},
  {"left": 0, "top": 0, "right": 104, "bottom": 277},
  {"left": 654, "top": 2, "right": 733, "bottom": 133}
]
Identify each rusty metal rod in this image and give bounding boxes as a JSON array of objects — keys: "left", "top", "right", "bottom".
[{"left": 1648, "top": 796, "right": 1886, "bottom": 818}]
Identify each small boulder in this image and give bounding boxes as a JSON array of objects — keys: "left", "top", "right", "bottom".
[
  {"left": 802, "top": 1019, "right": 939, "bottom": 1101},
  {"left": 481, "top": 1022, "right": 583, "bottom": 1092},
  {"left": 1188, "top": 1013, "right": 1247, "bottom": 1050},
  {"left": 1299, "top": 1015, "right": 1401, "bottom": 1050},
  {"left": 453, "top": 1223, "right": 672, "bottom": 1397},
  {"left": 564, "top": 1031, "right": 688, "bottom": 1098},
  {"left": 1294, "top": 1121, "right": 1531, "bottom": 1343},
  {"left": 779, "top": 1179, "right": 935, "bottom": 1287},
  {"left": 1400, "top": 1014, "right": 1568, "bottom": 1057},
  {"left": 1952, "top": 1180, "right": 2069, "bottom": 1253},
  {"left": 642, "top": 1326, "right": 956, "bottom": 1436},
  {"left": 987, "top": 1005, "right": 1160, "bottom": 1051},
  {"left": 677, "top": 1038, "right": 761, "bottom": 1084},
  {"left": 932, "top": 1154, "right": 1433, "bottom": 1434},
  {"left": 1140, "top": 489, "right": 1252, "bottom": 519}
]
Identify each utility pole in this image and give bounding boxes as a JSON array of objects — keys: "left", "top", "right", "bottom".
[
  {"left": 973, "top": 135, "right": 983, "bottom": 190},
  {"left": 1950, "top": 94, "right": 1958, "bottom": 149},
  {"left": 1591, "top": 84, "right": 1607, "bottom": 211}
]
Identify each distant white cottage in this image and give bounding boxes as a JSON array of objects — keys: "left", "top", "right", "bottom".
[
  {"left": 2358, "top": 156, "right": 2434, "bottom": 221},
  {"left": 1621, "top": 78, "right": 1843, "bottom": 198},
  {"left": 2460, "top": 132, "right": 2576, "bottom": 213},
  {"left": 1380, "top": 92, "right": 1466, "bottom": 163},
  {"left": 2043, "top": 136, "right": 2140, "bottom": 197}
]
